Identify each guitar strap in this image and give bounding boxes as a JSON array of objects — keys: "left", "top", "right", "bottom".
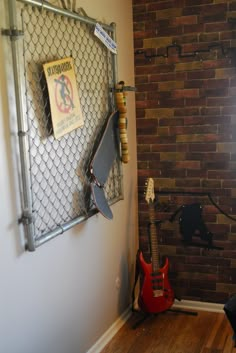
[
  {"left": 131, "top": 249, "right": 141, "bottom": 312},
  {"left": 170, "top": 203, "right": 223, "bottom": 250}
]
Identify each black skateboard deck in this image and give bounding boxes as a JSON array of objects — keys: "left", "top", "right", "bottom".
[{"left": 90, "top": 110, "right": 119, "bottom": 219}]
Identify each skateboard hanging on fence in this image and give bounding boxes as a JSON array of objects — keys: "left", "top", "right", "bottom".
[
  {"left": 89, "top": 81, "right": 134, "bottom": 219},
  {"left": 89, "top": 110, "right": 119, "bottom": 220}
]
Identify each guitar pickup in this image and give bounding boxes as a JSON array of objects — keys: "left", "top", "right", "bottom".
[
  {"left": 151, "top": 278, "right": 163, "bottom": 284},
  {"left": 151, "top": 271, "right": 162, "bottom": 277},
  {"left": 152, "top": 285, "right": 163, "bottom": 290}
]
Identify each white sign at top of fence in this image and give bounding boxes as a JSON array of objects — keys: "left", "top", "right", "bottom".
[{"left": 94, "top": 23, "right": 117, "bottom": 54}]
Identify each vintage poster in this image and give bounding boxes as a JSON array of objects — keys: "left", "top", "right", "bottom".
[{"left": 43, "top": 57, "right": 84, "bottom": 139}]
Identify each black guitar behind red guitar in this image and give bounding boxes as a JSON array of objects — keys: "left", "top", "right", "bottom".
[{"left": 138, "top": 178, "right": 174, "bottom": 313}]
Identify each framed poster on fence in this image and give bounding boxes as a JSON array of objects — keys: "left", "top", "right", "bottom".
[{"left": 43, "top": 57, "right": 84, "bottom": 139}]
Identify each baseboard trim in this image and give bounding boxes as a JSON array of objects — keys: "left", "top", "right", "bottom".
[
  {"left": 86, "top": 306, "right": 132, "bottom": 353},
  {"left": 173, "top": 299, "right": 224, "bottom": 313}
]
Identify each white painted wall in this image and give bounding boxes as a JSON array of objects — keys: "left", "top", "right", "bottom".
[{"left": 0, "top": 1, "right": 137, "bottom": 352}]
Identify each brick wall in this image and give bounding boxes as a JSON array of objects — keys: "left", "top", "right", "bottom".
[{"left": 133, "top": 0, "right": 236, "bottom": 303}]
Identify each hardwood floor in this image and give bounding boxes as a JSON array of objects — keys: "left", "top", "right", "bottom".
[{"left": 101, "top": 309, "right": 236, "bottom": 353}]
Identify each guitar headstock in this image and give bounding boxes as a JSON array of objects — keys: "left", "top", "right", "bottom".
[{"left": 144, "top": 178, "right": 155, "bottom": 204}]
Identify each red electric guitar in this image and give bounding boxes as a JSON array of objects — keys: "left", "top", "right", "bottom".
[{"left": 138, "top": 178, "right": 174, "bottom": 313}]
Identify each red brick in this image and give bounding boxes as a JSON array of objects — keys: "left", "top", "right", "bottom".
[
  {"left": 133, "top": 4, "right": 146, "bottom": 14},
  {"left": 133, "top": 39, "right": 143, "bottom": 49},
  {"left": 174, "top": 107, "right": 200, "bottom": 116},
  {"left": 148, "top": 1, "right": 184, "bottom": 11},
  {"left": 138, "top": 152, "right": 161, "bottom": 162},
  {"left": 133, "top": 12, "right": 156, "bottom": 22},
  {"left": 133, "top": 0, "right": 149, "bottom": 4},
  {"left": 172, "top": 88, "right": 199, "bottom": 98},
  {"left": 184, "top": 80, "right": 204, "bottom": 89},
  {"left": 203, "top": 58, "right": 232, "bottom": 70},
  {"left": 176, "top": 179, "right": 201, "bottom": 187},
  {"left": 150, "top": 72, "right": 186, "bottom": 82},
  {"left": 187, "top": 70, "right": 215, "bottom": 80},
  {"left": 135, "top": 75, "right": 149, "bottom": 84},
  {"left": 200, "top": 107, "right": 221, "bottom": 115},
  {"left": 137, "top": 161, "right": 149, "bottom": 169},
  {"left": 171, "top": 15, "right": 198, "bottom": 26},
  {"left": 183, "top": 23, "right": 204, "bottom": 34},
  {"left": 136, "top": 100, "right": 148, "bottom": 109},
  {"left": 134, "top": 30, "right": 158, "bottom": 39},
  {"left": 175, "top": 161, "right": 201, "bottom": 169},
  {"left": 161, "top": 169, "right": 187, "bottom": 178},
  {"left": 187, "top": 170, "right": 207, "bottom": 178},
  {"left": 133, "top": 22, "right": 145, "bottom": 31},
  {"left": 147, "top": 91, "right": 170, "bottom": 100},
  {"left": 136, "top": 82, "right": 159, "bottom": 92},
  {"left": 148, "top": 160, "right": 174, "bottom": 169},
  {"left": 183, "top": 5, "right": 202, "bottom": 16},
  {"left": 185, "top": 97, "right": 206, "bottom": 106},
  {"left": 205, "top": 22, "right": 231, "bottom": 33},
  {"left": 187, "top": 152, "right": 229, "bottom": 162},
  {"left": 201, "top": 88, "right": 229, "bottom": 97},
  {"left": 230, "top": 77, "right": 236, "bottom": 87},
  {"left": 171, "top": 125, "right": 217, "bottom": 135},
  {"left": 189, "top": 143, "right": 217, "bottom": 152},
  {"left": 204, "top": 161, "right": 230, "bottom": 170},
  {"left": 135, "top": 64, "right": 175, "bottom": 75},
  {"left": 136, "top": 109, "right": 145, "bottom": 118},
  {"left": 223, "top": 180, "right": 236, "bottom": 188},
  {"left": 222, "top": 106, "right": 236, "bottom": 115},
  {"left": 184, "top": 116, "right": 230, "bottom": 125},
  {"left": 135, "top": 92, "right": 146, "bottom": 101},
  {"left": 208, "top": 170, "right": 236, "bottom": 179},
  {"left": 137, "top": 145, "right": 151, "bottom": 153},
  {"left": 201, "top": 179, "right": 221, "bottom": 188},
  {"left": 158, "top": 26, "right": 183, "bottom": 37},
  {"left": 199, "top": 32, "right": 219, "bottom": 42},
  {"left": 173, "top": 33, "right": 198, "bottom": 44},
  {"left": 204, "top": 79, "right": 229, "bottom": 89},
  {"left": 207, "top": 97, "right": 236, "bottom": 106},
  {"left": 159, "top": 117, "right": 184, "bottom": 126},
  {"left": 220, "top": 31, "right": 236, "bottom": 40},
  {"left": 199, "top": 11, "right": 227, "bottom": 24},
  {"left": 185, "top": 0, "right": 213, "bottom": 6},
  {"left": 136, "top": 118, "right": 158, "bottom": 129}
]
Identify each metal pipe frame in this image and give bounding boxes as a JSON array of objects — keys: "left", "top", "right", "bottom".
[
  {"left": 18, "top": 0, "right": 115, "bottom": 32},
  {"left": 6, "top": 0, "right": 119, "bottom": 250},
  {"left": 35, "top": 208, "right": 98, "bottom": 247},
  {"left": 8, "top": 0, "right": 35, "bottom": 251}
]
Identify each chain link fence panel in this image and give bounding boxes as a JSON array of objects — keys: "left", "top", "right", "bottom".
[{"left": 10, "top": 0, "right": 123, "bottom": 250}]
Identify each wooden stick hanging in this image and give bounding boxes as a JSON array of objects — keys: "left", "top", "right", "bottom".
[{"left": 115, "top": 82, "right": 130, "bottom": 164}]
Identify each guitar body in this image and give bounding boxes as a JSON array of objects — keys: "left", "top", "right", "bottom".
[{"left": 138, "top": 251, "right": 174, "bottom": 314}]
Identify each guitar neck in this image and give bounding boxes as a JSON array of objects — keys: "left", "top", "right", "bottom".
[{"left": 149, "top": 203, "right": 160, "bottom": 273}]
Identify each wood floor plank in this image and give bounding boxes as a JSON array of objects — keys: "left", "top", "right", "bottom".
[
  {"left": 222, "top": 334, "right": 235, "bottom": 353},
  {"left": 101, "top": 310, "right": 236, "bottom": 353},
  {"left": 204, "top": 313, "right": 224, "bottom": 349},
  {"left": 167, "top": 311, "right": 213, "bottom": 353},
  {"left": 211, "top": 316, "right": 231, "bottom": 350}
]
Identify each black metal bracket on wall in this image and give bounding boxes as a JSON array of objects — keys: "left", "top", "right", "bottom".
[
  {"left": 135, "top": 42, "right": 236, "bottom": 62},
  {"left": 154, "top": 190, "right": 236, "bottom": 223}
]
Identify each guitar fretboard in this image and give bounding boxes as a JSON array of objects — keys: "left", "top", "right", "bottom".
[{"left": 149, "top": 203, "right": 160, "bottom": 273}]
